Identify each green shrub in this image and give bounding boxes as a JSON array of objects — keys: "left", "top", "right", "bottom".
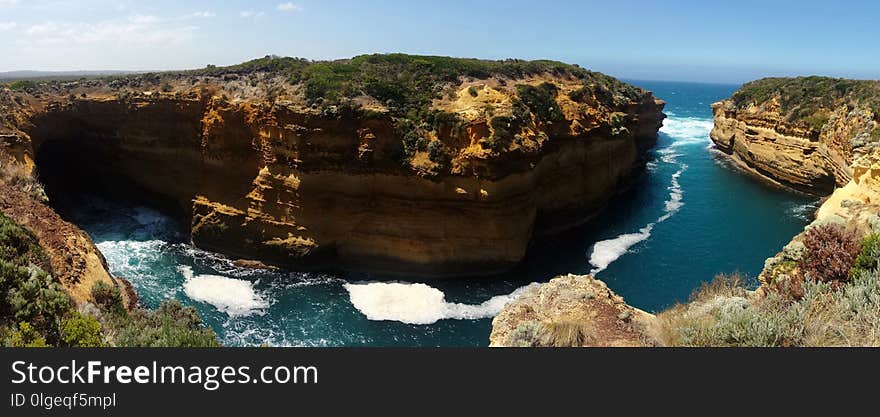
[
  {"left": 61, "top": 312, "right": 104, "bottom": 347},
  {"left": 730, "top": 76, "right": 880, "bottom": 128},
  {"left": 467, "top": 86, "right": 479, "bottom": 97},
  {"left": 658, "top": 265, "right": 880, "bottom": 347},
  {"left": 426, "top": 140, "right": 450, "bottom": 166},
  {"left": 3, "top": 321, "right": 49, "bottom": 347},
  {"left": 852, "top": 233, "right": 880, "bottom": 278},
  {"left": 107, "top": 300, "right": 220, "bottom": 347},
  {"left": 6, "top": 80, "right": 38, "bottom": 91},
  {"left": 91, "top": 281, "right": 125, "bottom": 315},
  {"left": 515, "top": 82, "right": 565, "bottom": 123},
  {"left": 505, "top": 320, "right": 540, "bottom": 347}
]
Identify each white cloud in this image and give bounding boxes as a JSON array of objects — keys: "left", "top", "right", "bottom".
[
  {"left": 23, "top": 15, "right": 197, "bottom": 47},
  {"left": 0, "top": 0, "right": 20, "bottom": 7},
  {"left": 240, "top": 10, "right": 265, "bottom": 19},
  {"left": 276, "top": 2, "right": 302, "bottom": 12},
  {"left": 191, "top": 11, "right": 216, "bottom": 18},
  {"left": 0, "top": 22, "right": 16, "bottom": 30}
]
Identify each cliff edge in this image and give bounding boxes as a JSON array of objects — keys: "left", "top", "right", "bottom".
[{"left": 1, "top": 54, "right": 665, "bottom": 278}]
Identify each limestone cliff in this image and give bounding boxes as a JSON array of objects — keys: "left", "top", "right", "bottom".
[
  {"left": 0, "top": 54, "right": 665, "bottom": 277},
  {"left": 710, "top": 77, "right": 880, "bottom": 194},
  {"left": 491, "top": 77, "right": 880, "bottom": 347}
]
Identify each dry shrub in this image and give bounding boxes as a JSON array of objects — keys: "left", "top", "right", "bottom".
[
  {"left": 504, "top": 320, "right": 594, "bottom": 347},
  {"left": 535, "top": 321, "right": 593, "bottom": 347},
  {"left": 801, "top": 224, "right": 861, "bottom": 287},
  {"left": 0, "top": 162, "right": 47, "bottom": 202},
  {"left": 690, "top": 273, "right": 749, "bottom": 302}
]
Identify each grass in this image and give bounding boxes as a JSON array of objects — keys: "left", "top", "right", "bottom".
[{"left": 505, "top": 319, "right": 594, "bottom": 347}]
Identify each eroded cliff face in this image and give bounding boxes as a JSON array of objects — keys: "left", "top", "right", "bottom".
[
  {"left": 709, "top": 99, "right": 875, "bottom": 194},
  {"left": 0, "top": 63, "right": 664, "bottom": 278}
]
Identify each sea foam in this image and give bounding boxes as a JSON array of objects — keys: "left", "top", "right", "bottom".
[
  {"left": 660, "top": 117, "right": 715, "bottom": 146},
  {"left": 180, "top": 266, "right": 268, "bottom": 317},
  {"left": 587, "top": 116, "right": 709, "bottom": 274},
  {"left": 344, "top": 282, "right": 539, "bottom": 325}
]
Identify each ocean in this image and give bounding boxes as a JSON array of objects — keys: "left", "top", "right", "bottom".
[{"left": 60, "top": 80, "right": 817, "bottom": 346}]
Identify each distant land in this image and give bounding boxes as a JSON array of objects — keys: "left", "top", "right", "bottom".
[{"left": 0, "top": 70, "right": 142, "bottom": 80}]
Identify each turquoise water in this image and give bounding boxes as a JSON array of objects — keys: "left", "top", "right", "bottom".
[{"left": 59, "top": 81, "right": 816, "bottom": 346}]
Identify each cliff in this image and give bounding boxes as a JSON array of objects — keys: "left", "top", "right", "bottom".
[
  {"left": 1, "top": 54, "right": 665, "bottom": 278},
  {"left": 492, "top": 77, "right": 880, "bottom": 347},
  {"left": 710, "top": 77, "right": 880, "bottom": 194}
]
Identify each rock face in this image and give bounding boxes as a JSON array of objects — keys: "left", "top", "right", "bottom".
[
  {"left": 1, "top": 55, "right": 665, "bottom": 277},
  {"left": 489, "top": 274, "right": 657, "bottom": 347},
  {"left": 0, "top": 179, "right": 116, "bottom": 304},
  {"left": 760, "top": 149, "right": 880, "bottom": 288},
  {"left": 710, "top": 77, "right": 880, "bottom": 195},
  {"left": 709, "top": 77, "right": 880, "bottom": 287}
]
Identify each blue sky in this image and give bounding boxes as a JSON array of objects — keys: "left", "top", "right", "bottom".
[{"left": 0, "top": 0, "right": 878, "bottom": 83}]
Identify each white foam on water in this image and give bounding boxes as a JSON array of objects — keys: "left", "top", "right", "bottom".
[
  {"left": 180, "top": 266, "right": 268, "bottom": 317},
  {"left": 344, "top": 282, "right": 540, "bottom": 325},
  {"left": 585, "top": 116, "right": 711, "bottom": 274},
  {"left": 786, "top": 200, "right": 820, "bottom": 222},
  {"left": 660, "top": 117, "right": 715, "bottom": 147},
  {"left": 588, "top": 224, "right": 654, "bottom": 274},
  {"left": 588, "top": 165, "right": 687, "bottom": 274}
]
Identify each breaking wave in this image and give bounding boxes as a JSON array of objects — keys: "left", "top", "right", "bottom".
[{"left": 344, "top": 282, "right": 540, "bottom": 325}]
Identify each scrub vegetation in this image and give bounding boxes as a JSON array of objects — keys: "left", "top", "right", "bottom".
[
  {"left": 0, "top": 212, "right": 219, "bottom": 347},
  {"left": 654, "top": 229, "right": 880, "bottom": 347},
  {"left": 731, "top": 76, "right": 880, "bottom": 128}
]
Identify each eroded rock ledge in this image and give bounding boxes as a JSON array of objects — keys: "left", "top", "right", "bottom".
[{"left": 0, "top": 54, "right": 665, "bottom": 277}]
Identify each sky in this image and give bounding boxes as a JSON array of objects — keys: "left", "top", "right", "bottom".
[{"left": 1, "top": 0, "right": 879, "bottom": 83}]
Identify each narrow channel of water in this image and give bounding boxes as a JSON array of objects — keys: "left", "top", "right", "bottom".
[{"left": 55, "top": 80, "right": 815, "bottom": 346}]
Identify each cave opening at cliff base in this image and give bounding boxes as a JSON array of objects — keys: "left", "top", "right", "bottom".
[{"left": 33, "top": 137, "right": 191, "bottom": 239}]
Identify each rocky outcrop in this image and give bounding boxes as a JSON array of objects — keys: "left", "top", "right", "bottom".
[
  {"left": 489, "top": 274, "right": 658, "bottom": 347},
  {"left": 1, "top": 55, "right": 665, "bottom": 277}
]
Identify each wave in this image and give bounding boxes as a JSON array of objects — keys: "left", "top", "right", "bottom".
[
  {"left": 660, "top": 117, "right": 714, "bottom": 146},
  {"left": 588, "top": 165, "right": 686, "bottom": 274},
  {"left": 179, "top": 266, "right": 269, "bottom": 317},
  {"left": 786, "top": 200, "right": 820, "bottom": 222},
  {"left": 586, "top": 115, "right": 711, "bottom": 275},
  {"left": 344, "top": 282, "right": 539, "bottom": 325}
]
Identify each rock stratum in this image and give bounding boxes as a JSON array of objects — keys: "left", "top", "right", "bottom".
[
  {"left": 0, "top": 54, "right": 664, "bottom": 281},
  {"left": 710, "top": 77, "right": 880, "bottom": 194}
]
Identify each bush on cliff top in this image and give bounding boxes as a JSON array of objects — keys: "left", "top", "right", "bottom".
[
  {"left": 190, "top": 53, "right": 647, "bottom": 120},
  {"left": 731, "top": 76, "right": 880, "bottom": 126}
]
